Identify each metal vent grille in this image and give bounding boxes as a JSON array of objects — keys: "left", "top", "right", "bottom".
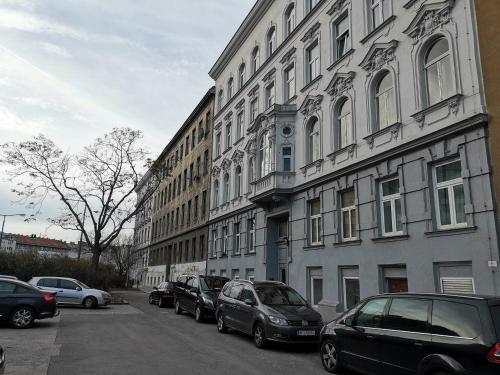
[{"left": 440, "top": 277, "right": 475, "bottom": 294}]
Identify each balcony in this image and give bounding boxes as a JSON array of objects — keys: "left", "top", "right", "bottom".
[{"left": 249, "top": 171, "right": 295, "bottom": 204}]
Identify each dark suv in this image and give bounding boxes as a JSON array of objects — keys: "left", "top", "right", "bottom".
[
  {"left": 148, "top": 281, "right": 175, "bottom": 307},
  {"left": 216, "top": 280, "right": 323, "bottom": 348},
  {"left": 320, "top": 293, "right": 500, "bottom": 374},
  {"left": 174, "top": 275, "right": 229, "bottom": 322}
]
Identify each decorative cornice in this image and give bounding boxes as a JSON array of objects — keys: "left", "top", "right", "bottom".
[
  {"left": 325, "top": 72, "right": 355, "bottom": 99},
  {"left": 327, "top": 0, "right": 348, "bottom": 17},
  {"left": 214, "top": 121, "right": 222, "bottom": 131},
  {"left": 364, "top": 122, "right": 402, "bottom": 150},
  {"left": 359, "top": 40, "right": 399, "bottom": 73},
  {"left": 280, "top": 47, "right": 297, "bottom": 64},
  {"left": 299, "top": 94, "right": 324, "bottom": 117},
  {"left": 221, "top": 158, "right": 232, "bottom": 171},
  {"left": 403, "top": 0, "right": 455, "bottom": 41},
  {"left": 212, "top": 166, "right": 221, "bottom": 177},
  {"left": 231, "top": 149, "right": 244, "bottom": 166},
  {"left": 327, "top": 144, "right": 356, "bottom": 166},
  {"left": 235, "top": 98, "right": 245, "bottom": 110},
  {"left": 244, "top": 137, "right": 256, "bottom": 156},
  {"left": 223, "top": 111, "right": 233, "bottom": 121},
  {"left": 411, "top": 94, "right": 462, "bottom": 128},
  {"left": 262, "top": 67, "right": 276, "bottom": 82},
  {"left": 300, "top": 159, "right": 323, "bottom": 177},
  {"left": 248, "top": 84, "right": 260, "bottom": 98},
  {"left": 301, "top": 21, "right": 321, "bottom": 43}
]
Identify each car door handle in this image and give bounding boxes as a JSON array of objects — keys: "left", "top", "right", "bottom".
[
  {"left": 414, "top": 341, "right": 425, "bottom": 348},
  {"left": 58, "top": 290, "right": 64, "bottom": 292},
  {"left": 366, "top": 334, "right": 375, "bottom": 340}
]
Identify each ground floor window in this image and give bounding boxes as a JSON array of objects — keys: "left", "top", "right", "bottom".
[
  {"left": 231, "top": 269, "right": 240, "bottom": 280},
  {"left": 343, "top": 277, "right": 360, "bottom": 310},
  {"left": 435, "top": 262, "right": 475, "bottom": 294},
  {"left": 245, "top": 268, "right": 255, "bottom": 282},
  {"left": 308, "top": 267, "right": 323, "bottom": 307}
]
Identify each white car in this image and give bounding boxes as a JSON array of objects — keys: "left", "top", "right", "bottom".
[{"left": 28, "top": 277, "right": 111, "bottom": 309}]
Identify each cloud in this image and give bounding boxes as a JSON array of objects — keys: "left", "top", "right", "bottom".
[{"left": 37, "top": 42, "right": 72, "bottom": 58}]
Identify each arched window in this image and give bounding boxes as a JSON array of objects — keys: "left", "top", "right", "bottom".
[
  {"left": 238, "top": 63, "right": 246, "bottom": 89},
  {"left": 285, "top": 4, "right": 296, "bottom": 37},
  {"left": 425, "top": 37, "right": 453, "bottom": 106},
  {"left": 338, "top": 99, "right": 352, "bottom": 149},
  {"left": 213, "top": 179, "right": 219, "bottom": 207},
  {"left": 217, "top": 89, "right": 224, "bottom": 111},
  {"left": 235, "top": 166, "right": 242, "bottom": 197},
  {"left": 307, "top": 117, "right": 321, "bottom": 162},
  {"left": 375, "top": 72, "right": 396, "bottom": 129},
  {"left": 259, "top": 132, "right": 271, "bottom": 177},
  {"left": 223, "top": 173, "right": 230, "bottom": 203},
  {"left": 251, "top": 46, "right": 260, "bottom": 74},
  {"left": 248, "top": 156, "right": 255, "bottom": 187},
  {"left": 267, "top": 27, "right": 277, "bottom": 57},
  {"left": 227, "top": 78, "right": 234, "bottom": 99}
]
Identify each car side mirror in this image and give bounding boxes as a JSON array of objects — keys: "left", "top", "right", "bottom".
[
  {"left": 76, "top": 286, "right": 82, "bottom": 291},
  {"left": 244, "top": 298, "right": 255, "bottom": 306},
  {"left": 345, "top": 317, "right": 354, "bottom": 327},
  {"left": 153, "top": 287, "right": 158, "bottom": 291},
  {"left": 190, "top": 287, "right": 199, "bottom": 294}
]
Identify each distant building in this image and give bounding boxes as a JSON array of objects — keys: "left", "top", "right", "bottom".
[
  {"left": 0, "top": 234, "right": 16, "bottom": 252},
  {"left": 14, "top": 235, "right": 76, "bottom": 258}
]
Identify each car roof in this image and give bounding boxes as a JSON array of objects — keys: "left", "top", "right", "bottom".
[
  {"left": 31, "top": 276, "right": 78, "bottom": 282},
  {"left": 230, "top": 280, "right": 286, "bottom": 287},
  {"left": 377, "top": 292, "right": 497, "bottom": 301},
  {"left": 0, "top": 278, "right": 39, "bottom": 289},
  {"left": 0, "top": 275, "right": 17, "bottom": 280}
]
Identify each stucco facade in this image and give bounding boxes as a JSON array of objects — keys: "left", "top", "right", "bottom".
[{"left": 207, "top": 0, "right": 500, "bottom": 310}]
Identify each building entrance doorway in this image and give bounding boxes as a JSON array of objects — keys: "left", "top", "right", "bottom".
[{"left": 266, "top": 215, "right": 290, "bottom": 282}]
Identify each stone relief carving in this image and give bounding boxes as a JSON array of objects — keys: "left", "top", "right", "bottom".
[
  {"left": 325, "top": 72, "right": 355, "bottom": 99},
  {"left": 299, "top": 94, "right": 324, "bottom": 117},
  {"left": 280, "top": 47, "right": 296, "bottom": 64},
  {"left": 301, "top": 22, "right": 321, "bottom": 43},
  {"left": 326, "top": 0, "right": 348, "bottom": 18},
  {"left": 221, "top": 158, "right": 232, "bottom": 171},
  {"left": 403, "top": 0, "right": 455, "bottom": 42},
  {"left": 212, "top": 166, "right": 221, "bottom": 177},
  {"left": 359, "top": 41, "right": 399, "bottom": 74},
  {"left": 231, "top": 149, "right": 244, "bottom": 166}
]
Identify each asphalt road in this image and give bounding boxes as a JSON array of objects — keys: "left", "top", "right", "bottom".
[{"left": 45, "top": 291, "right": 331, "bottom": 375}]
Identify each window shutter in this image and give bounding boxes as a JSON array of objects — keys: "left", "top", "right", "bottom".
[{"left": 440, "top": 277, "right": 475, "bottom": 294}]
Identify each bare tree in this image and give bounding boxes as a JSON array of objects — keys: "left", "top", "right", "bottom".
[
  {"left": 105, "top": 235, "right": 139, "bottom": 287},
  {"left": 1, "top": 128, "right": 160, "bottom": 271}
]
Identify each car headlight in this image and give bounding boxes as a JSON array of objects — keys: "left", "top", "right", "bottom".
[{"left": 269, "top": 315, "right": 288, "bottom": 326}]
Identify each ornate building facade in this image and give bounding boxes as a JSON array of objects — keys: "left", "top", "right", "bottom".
[{"left": 207, "top": 0, "right": 500, "bottom": 310}]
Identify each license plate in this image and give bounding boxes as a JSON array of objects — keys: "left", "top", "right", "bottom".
[{"left": 297, "top": 330, "right": 316, "bottom": 336}]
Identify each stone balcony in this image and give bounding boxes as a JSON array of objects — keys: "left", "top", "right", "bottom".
[{"left": 249, "top": 171, "right": 295, "bottom": 204}]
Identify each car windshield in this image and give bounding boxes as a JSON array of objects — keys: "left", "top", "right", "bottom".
[
  {"left": 255, "top": 286, "right": 307, "bottom": 306},
  {"left": 200, "top": 277, "right": 226, "bottom": 291},
  {"left": 76, "top": 280, "right": 90, "bottom": 289},
  {"left": 492, "top": 305, "right": 500, "bottom": 339}
]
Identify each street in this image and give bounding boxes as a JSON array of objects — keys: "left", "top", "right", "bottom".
[{"left": 1, "top": 291, "right": 333, "bottom": 375}]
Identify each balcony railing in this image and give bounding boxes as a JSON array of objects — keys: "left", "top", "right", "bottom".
[{"left": 249, "top": 171, "right": 295, "bottom": 203}]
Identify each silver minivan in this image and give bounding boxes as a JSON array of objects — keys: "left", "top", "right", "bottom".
[{"left": 29, "top": 277, "right": 111, "bottom": 309}]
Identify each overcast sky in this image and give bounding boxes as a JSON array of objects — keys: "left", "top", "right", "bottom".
[{"left": 0, "top": 0, "right": 254, "bottom": 242}]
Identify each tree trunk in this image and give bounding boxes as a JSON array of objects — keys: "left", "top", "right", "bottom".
[{"left": 91, "top": 250, "right": 101, "bottom": 272}]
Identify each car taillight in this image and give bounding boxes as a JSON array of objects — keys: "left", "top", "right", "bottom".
[
  {"left": 43, "top": 293, "right": 56, "bottom": 303},
  {"left": 487, "top": 343, "right": 500, "bottom": 363}
]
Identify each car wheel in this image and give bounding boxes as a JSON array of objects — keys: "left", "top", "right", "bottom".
[
  {"left": 10, "top": 306, "right": 35, "bottom": 329},
  {"left": 253, "top": 323, "right": 267, "bottom": 349},
  {"left": 148, "top": 295, "right": 154, "bottom": 305},
  {"left": 83, "top": 296, "right": 97, "bottom": 309},
  {"left": 321, "top": 339, "right": 343, "bottom": 373},
  {"left": 195, "top": 305, "right": 203, "bottom": 322},
  {"left": 217, "top": 313, "right": 227, "bottom": 333},
  {"left": 174, "top": 300, "right": 183, "bottom": 315},
  {"left": 158, "top": 297, "right": 166, "bottom": 308}
]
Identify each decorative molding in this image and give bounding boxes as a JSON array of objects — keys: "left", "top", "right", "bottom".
[
  {"left": 214, "top": 121, "right": 222, "bottom": 131},
  {"left": 327, "top": 0, "right": 348, "bottom": 17},
  {"left": 301, "top": 21, "right": 321, "bottom": 43},
  {"left": 364, "top": 122, "right": 402, "bottom": 150},
  {"left": 300, "top": 159, "right": 323, "bottom": 177},
  {"left": 299, "top": 94, "right": 324, "bottom": 117},
  {"left": 410, "top": 94, "right": 463, "bottom": 128},
  {"left": 212, "top": 166, "right": 221, "bottom": 177},
  {"left": 403, "top": 0, "right": 420, "bottom": 9},
  {"left": 262, "top": 67, "right": 276, "bottom": 82},
  {"left": 244, "top": 137, "right": 256, "bottom": 156},
  {"left": 280, "top": 47, "right": 296, "bottom": 64},
  {"left": 359, "top": 40, "right": 399, "bottom": 73},
  {"left": 327, "top": 143, "right": 356, "bottom": 165},
  {"left": 223, "top": 111, "right": 233, "bottom": 121},
  {"left": 325, "top": 71, "right": 355, "bottom": 99},
  {"left": 221, "top": 158, "right": 232, "bottom": 171},
  {"left": 403, "top": 0, "right": 455, "bottom": 41},
  {"left": 248, "top": 84, "right": 260, "bottom": 98},
  {"left": 235, "top": 98, "right": 245, "bottom": 110},
  {"left": 231, "top": 149, "right": 244, "bottom": 166}
]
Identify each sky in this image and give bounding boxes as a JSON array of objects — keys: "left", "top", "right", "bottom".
[{"left": 0, "top": 0, "right": 255, "bottom": 242}]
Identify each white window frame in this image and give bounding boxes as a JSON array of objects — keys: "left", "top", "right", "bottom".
[
  {"left": 285, "top": 5, "right": 296, "bottom": 37},
  {"left": 213, "top": 180, "right": 219, "bottom": 207},
  {"left": 433, "top": 160, "right": 467, "bottom": 230},
  {"left": 369, "top": 0, "right": 390, "bottom": 31},
  {"left": 425, "top": 39, "right": 453, "bottom": 106},
  {"left": 306, "top": 40, "right": 320, "bottom": 83},
  {"left": 380, "top": 178, "right": 403, "bottom": 236},
  {"left": 225, "top": 123, "right": 232, "bottom": 150},
  {"left": 236, "top": 111, "right": 244, "bottom": 140},
  {"left": 235, "top": 166, "right": 242, "bottom": 197},
  {"left": 251, "top": 47, "right": 260, "bottom": 74},
  {"left": 309, "top": 199, "right": 322, "bottom": 245},
  {"left": 282, "top": 146, "right": 292, "bottom": 172},
  {"left": 250, "top": 98, "right": 258, "bottom": 123},
  {"left": 238, "top": 63, "right": 246, "bottom": 89},
  {"left": 334, "top": 12, "right": 351, "bottom": 61},
  {"left": 223, "top": 173, "right": 230, "bottom": 203},
  {"left": 267, "top": 27, "right": 277, "bottom": 57},
  {"left": 215, "top": 132, "right": 221, "bottom": 156},
  {"left": 343, "top": 276, "right": 360, "bottom": 310},
  {"left": 234, "top": 222, "right": 241, "bottom": 255},
  {"left": 248, "top": 218, "right": 256, "bottom": 253},
  {"left": 222, "top": 226, "right": 228, "bottom": 256},
  {"left": 338, "top": 99, "right": 352, "bottom": 149},
  {"left": 265, "top": 81, "right": 275, "bottom": 109},
  {"left": 227, "top": 78, "right": 233, "bottom": 99},
  {"left": 217, "top": 90, "right": 224, "bottom": 111},
  {"left": 308, "top": 118, "right": 320, "bottom": 163},
  {"left": 310, "top": 275, "right": 323, "bottom": 307},
  {"left": 284, "top": 63, "right": 296, "bottom": 101},
  {"left": 211, "top": 229, "right": 217, "bottom": 257},
  {"left": 341, "top": 190, "right": 357, "bottom": 241}
]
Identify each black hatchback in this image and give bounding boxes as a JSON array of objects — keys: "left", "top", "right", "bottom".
[
  {"left": 0, "top": 278, "right": 58, "bottom": 328},
  {"left": 319, "top": 293, "right": 500, "bottom": 374},
  {"left": 174, "top": 275, "right": 229, "bottom": 322},
  {"left": 216, "top": 280, "right": 323, "bottom": 348},
  {"left": 148, "top": 281, "right": 175, "bottom": 307}
]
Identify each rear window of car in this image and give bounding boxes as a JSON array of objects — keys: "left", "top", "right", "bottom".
[
  {"left": 431, "top": 300, "right": 482, "bottom": 338},
  {"left": 491, "top": 305, "right": 500, "bottom": 339},
  {"left": 15, "top": 285, "right": 35, "bottom": 294},
  {"left": 384, "top": 298, "right": 431, "bottom": 333},
  {"left": 0, "top": 281, "right": 16, "bottom": 293},
  {"left": 38, "top": 278, "right": 58, "bottom": 288}
]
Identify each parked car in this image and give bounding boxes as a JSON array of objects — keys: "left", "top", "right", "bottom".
[
  {"left": 216, "top": 280, "right": 323, "bottom": 348},
  {"left": 0, "top": 278, "right": 58, "bottom": 328},
  {"left": 174, "top": 275, "right": 229, "bottom": 322},
  {"left": 0, "top": 275, "right": 17, "bottom": 280},
  {"left": 0, "top": 344, "right": 5, "bottom": 374},
  {"left": 28, "top": 277, "right": 111, "bottom": 309},
  {"left": 319, "top": 293, "right": 500, "bottom": 375},
  {"left": 149, "top": 281, "right": 175, "bottom": 307}
]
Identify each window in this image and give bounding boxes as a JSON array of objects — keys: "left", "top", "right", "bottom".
[
  {"left": 278, "top": 218, "right": 288, "bottom": 239},
  {"left": 236, "top": 111, "right": 244, "bottom": 140},
  {"left": 247, "top": 218, "right": 256, "bottom": 253},
  {"left": 334, "top": 13, "right": 350, "bottom": 61},
  {"left": 265, "top": 81, "right": 275, "bottom": 109},
  {"left": 250, "top": 98, "right": 258, "bottom": 123},
  {"left": 248, "top": 156, "right": 255, "bottom": 184},
  {"left": 0, "top": 281, "right": 16, "bottom": 293},
  {"left": 369, "top": 0, "right": 391, "bottom": 31},
  {"left": 309, "top": 199, "right": 322, "bottom": 245},
  {"left": 267, "top": 27, "right": 277, "bottom": 57},
  {"left": 183, "top": 169, "right": 187, "bottom": 191},
  {"left": 376, "top": 72, "right": 396, "bottom": 129},
  {"left": 440, "top": 277, "right": 475, "bottom": 294},
  {"left": 251, "top": 46, "right": 260, "bottom": 74},
  {"left": 431, "top": 300, "right": 481, "bottom": 338},
  {"left": 202, "top": 190, "right": 207, "bottom": 216},
  {"left": 223, "top": 173, "right": 230, "bottom": 203},
  {"left": 234, "top": 222, "right": 241, "bottom": 255},
  {"left": 306, "top": 0, "right": 319, "bottom": 14},
  {"left": 258, "top": 133, "right": 272, "bottom": 177},
  {"left": 215, "top": 132, "right": 221, "bottom": 157},
  {"left": 238, "top": 63, "right": 246, "bottom": 89},
  {"left": 282, "top": 146, "right": 292, "bottom": 172},
  {"left": 384, "top": 298, "right": 430, "bottom": 333},
  {"left": 246, "top": 268, "right": 255, "bottom": 282},
  {"left": 189, "top": 163, "right": 194, "bottom": 186},
  {"left": 185, "top": 136, "right": 190, "bottom": 155},
  {"left": 307, "top": 117, "right": 321, "bottom": 162},
  {"left": 310, "top": 276, "right": 323, "bottom": 306},
  {"left": 306, "top": 40, "right": 320, "bottom": 83},
  {"left": 217, "top": 89, "right": 224, "bottom": 111},
  {"left": 285, "top": 4, "right": 296, "bottom": 37},
  {"left": 232, "top": 269, "right": 241, "bottom": 281},
  {"left": 341, "top": 189, "right": 357, "bottom": 241},
  {"left": 227, "top": 78, "right": 234, "bottom": 99},
  {"left": 196, "top": 157, "right": 201, "bottom": 178},
  {"left": 343, "top": 277, "right": 360, "bottom": 310},
  {"left": 284, "top": 63, "right": 296, "bottom": 100},
  {"left": 337, "top": 98, "right": 353, "bottom": 149},
  {"left": 192, "top": 129, "right": 196, "bottom": 149},
  {"left": 433, "top": 160, "right": 466, "bottom": 229},
  {"left": 203, "top": 150, "right": 209, "bottom": 174},
  {"left": 180, "top": 145, "right": 183, "bottom": 160},
  {"left": 381, "top": 178, "right": 402, "bottom": 236},
  {"left": 222, "top": 226, "right": 228, "bottom": 256},
  {"left": 235, "top": 165, "right": 242, "bottom": 197},
  {"left": 187, "top": 200, "right": 191, "bottom": 224},
  {"left": 213, "top": 179, "right": 219, "bottom": 207},
  {"left": 60, "top": 279, "right": 79, "bottom": 290},
  {"left": 355, "top": 298, "right": 389, "bottom": 328},
  {"left": 425, "top": 38, "right": 453, "bottom": 106},
  {"left": 211, "top": 229, "right": 217, "bottom": 257},
  {"left": 225, "top": 123, "right": 232, "bottom": 149}
]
